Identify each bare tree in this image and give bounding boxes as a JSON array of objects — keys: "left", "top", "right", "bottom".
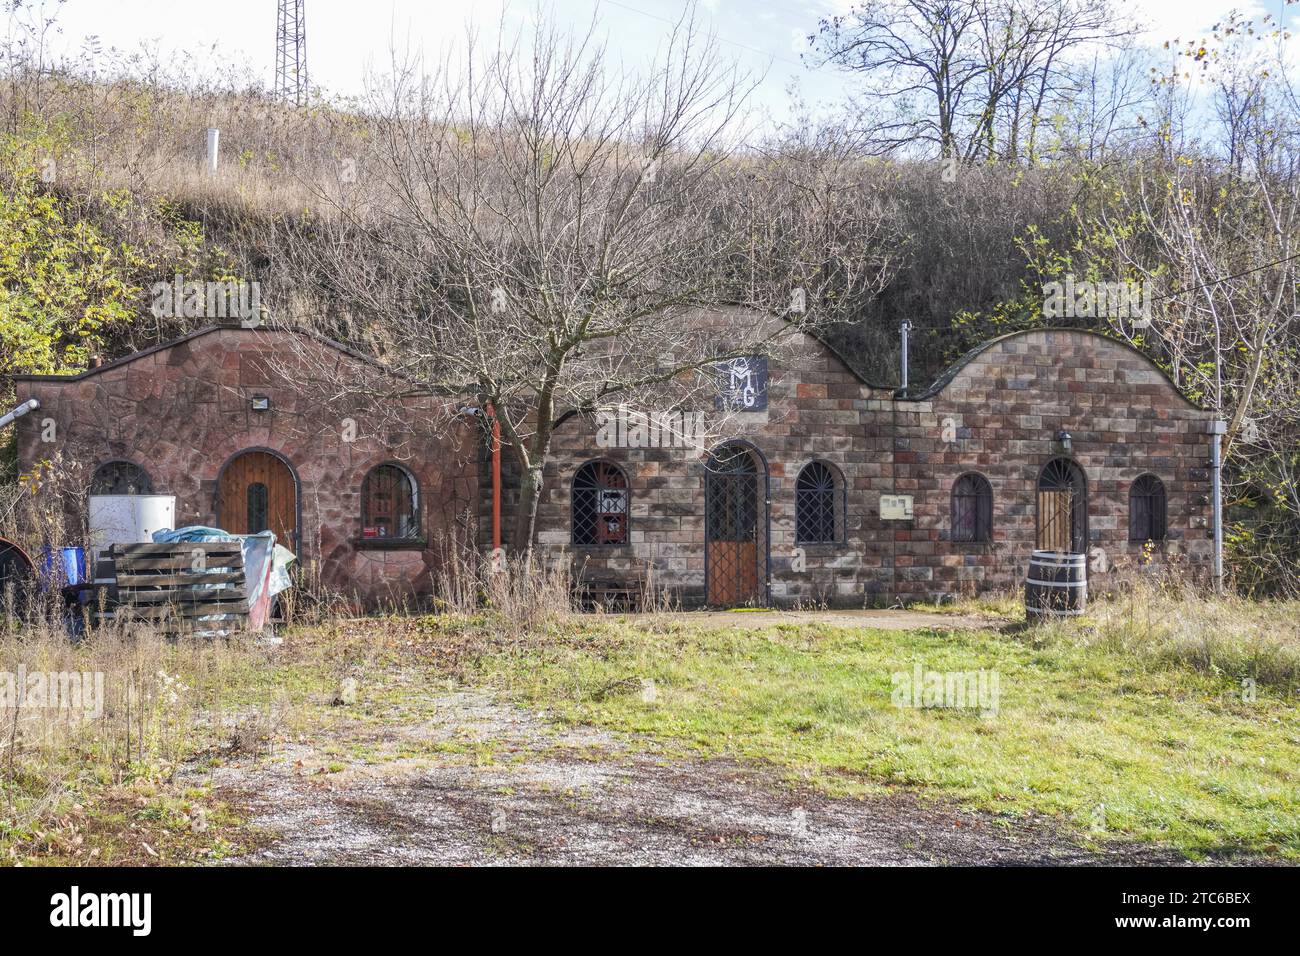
[
  {"left": 810, "top": 0, "right": 1134, "bottom": 163},
  {"left": 272, "top": 10, "right": 899, "bottom": 552}
]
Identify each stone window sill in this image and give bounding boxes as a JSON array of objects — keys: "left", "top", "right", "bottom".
[{"left": 353, "top": 538, "right": 427, "bottom": 551}]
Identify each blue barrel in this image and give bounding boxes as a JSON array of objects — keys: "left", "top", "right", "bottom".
[{"left": 39, "top": 547, "right": 87, "bottom": 591}]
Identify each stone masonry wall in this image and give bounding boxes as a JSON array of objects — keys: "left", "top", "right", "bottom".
[
  {"left": 13, "top": 319, "right": 1216, "bottom": 609},
  {"left": 14, "top": 327, "right": 479, "bottom": 608},
  {"left": 528, "top": 322, "right": 1217, "bottom": 606}
]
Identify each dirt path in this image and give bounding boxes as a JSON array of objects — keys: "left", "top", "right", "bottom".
[
  {"left": 639, "top": 608, "right": 1003, "bottom": 632},
  {"left": 192, "top": 687, "right": 1182, "bottom": 866}
]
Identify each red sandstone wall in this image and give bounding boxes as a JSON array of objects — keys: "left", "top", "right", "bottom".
[
  {"left": 14, "top": 320, "right": 1213, "bottom": 609},
  {"left": 14, "top": 327, "right": 480, "bottom": 607},
  {"left": 533, "top": 320, "right": 1216, "bottom": 606},
  {"left": 890, "top": 330, "right": 1216, "bottom": 600}
]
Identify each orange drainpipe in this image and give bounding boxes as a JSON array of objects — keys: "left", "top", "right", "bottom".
[{"left": 486, "top": 401, "right": 501, "bottom": 551}]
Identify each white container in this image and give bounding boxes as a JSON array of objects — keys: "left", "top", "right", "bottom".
[{"left": 88, "top": 495, "right": 176, "bottom": 562}]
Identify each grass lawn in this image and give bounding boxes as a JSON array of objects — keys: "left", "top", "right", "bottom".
[{"left": 467, "top": 608, "right": 1300, "bottom": 860}]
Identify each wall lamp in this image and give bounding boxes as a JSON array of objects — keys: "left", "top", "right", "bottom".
[{"left": 1056, "top": 429, "right": 1073, "bottom": 454}]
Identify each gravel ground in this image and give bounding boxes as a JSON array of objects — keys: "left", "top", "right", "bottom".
[{"left": 191, "top": 688, "right": 1190, "bottom": 866}]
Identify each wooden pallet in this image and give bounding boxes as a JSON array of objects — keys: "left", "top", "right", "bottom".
[{"left": 103, "top": 541, "right": 250, "bottom": 636}]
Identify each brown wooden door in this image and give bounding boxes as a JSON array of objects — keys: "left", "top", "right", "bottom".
[
  {"left": 218, "top": 451, "right": 297, "bottom": 546},
  {"left": 1037, "top": 490, "right": 1073, "bottom": 551},
  {"left": 707, "top": 540, "right": 759, "bottom": 605},
  {"left": 705, "top": 445, "right": 767, "bottom": 606},
  {"left": 1037, "top": 458, "right": 1087, "bottom": 553}
]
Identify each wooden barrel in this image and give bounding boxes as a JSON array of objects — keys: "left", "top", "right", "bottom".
[{"left": 1025, "top": 550, "right": 1086, "bottom": 622}]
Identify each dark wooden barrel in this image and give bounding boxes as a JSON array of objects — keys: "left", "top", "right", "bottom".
[{"left": 1025, "top": 550, "right": 1086, "bottom": 622}]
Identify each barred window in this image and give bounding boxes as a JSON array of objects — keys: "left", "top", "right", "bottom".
[
  {"left": 952, "top": 472, "right": 993, "bottom": 543},
  {"left": 1129, "top": 474, "right": 1167, "bottom": 542},
  {"left": 247, "top": 482, "right": 270, "bottom": 534},
  {"left": 90, "top": 460, "right": 152, "bottom": 495},
  {"left": 572, "top": 460, "right": 629, "bottom": 546},
  {"left": 362, "top": 463, "right": 420, "bottom": 540},
  {"left": 795, "top": 461, "right": 840, "bottom": 544}
]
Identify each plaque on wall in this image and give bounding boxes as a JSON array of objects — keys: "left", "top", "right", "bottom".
[{"left": 715, "top": 355, "right": 769, "bottom": 411}]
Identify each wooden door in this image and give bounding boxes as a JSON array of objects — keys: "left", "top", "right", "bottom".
[
  {"left": 707, "top": 540, "right": 759, "bottom": 605},
  {"left": 1037, "top": 490, "right": 1073, "bottom": 551},
  {"left": 706, "top": 445, "right": 767, "bottom": 606},
  {"left": 1036, "top": 458, "right": 1087, "bottom": 553},
  {"left": 218, "top": 451, "right": 297, "bottom": 546}
]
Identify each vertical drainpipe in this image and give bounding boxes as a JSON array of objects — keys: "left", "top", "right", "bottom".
[
  {"left": 1208, "top": 419, "right": 1226, "bottom": 594},
  {"left": 486, "top": 402, "right": 502, "bottom": 552},
  {"left": 900, "top": 319, "right": 911, "bottom": 392}
]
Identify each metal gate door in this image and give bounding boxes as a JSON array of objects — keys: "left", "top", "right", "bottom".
[
  {"left": 705, "top": 443, "right": 769, "bottom": 606},
  {"left": 1036, "top": 458, "right": 1088, "bottom": 553}
]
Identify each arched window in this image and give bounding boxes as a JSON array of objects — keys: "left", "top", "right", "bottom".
[
  {"left": 795, "top": 461, "right": 841, "bottom": 544},
  {"left": 1129, "top": 474, "right": 1167, "bottom": 542},
  {"left": 361, "top": 464, "right": 420, "bottom": 540},
  {"left": 572, "top": 460, "right": 629, "bottom": 546},
  {"left": 951, "top": 472, "right": 993, "bottom": 543},
  {"left": 89, "top": 460, "right": 152, "bottom": 495}
]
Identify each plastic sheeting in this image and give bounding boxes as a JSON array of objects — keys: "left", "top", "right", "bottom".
[{"left": 149, "top": 526, "right": 296, "bottom": 630}]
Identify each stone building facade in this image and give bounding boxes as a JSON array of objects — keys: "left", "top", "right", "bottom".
[
  {"left": 13, "top": 326, "right": 478, "bottom": 607},
  {"left": 533, "top": 318, "right": 1217, "bottom": 606},
  {"left": 14, "top": 318, "right": 1218, "bottom": 608}
]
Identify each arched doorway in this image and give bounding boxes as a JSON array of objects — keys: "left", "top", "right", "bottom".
[
  {"left": 1037, "top": 458, "right": 1088, "bottom": 553},
  {"left": 217, "top": 450, "right": 299, "bottom": 547},
  {"left": 705, "top": 442, "right": 769, "bottom": 606}
]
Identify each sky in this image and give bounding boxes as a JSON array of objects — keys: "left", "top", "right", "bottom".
[{"left": 33, "top": 0, "right": 1298, "bottom": 123}]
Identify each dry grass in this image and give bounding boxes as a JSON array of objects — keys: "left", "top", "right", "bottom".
[{"left": 1038, "top": 577, "right": 1300, "bottom": 691}]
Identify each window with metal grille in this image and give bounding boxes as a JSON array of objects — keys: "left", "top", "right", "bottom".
[
  {"left": 1129, "top": 474, "right": 1167, "bottom": 542},
  {"left": 89, "top": 460, "right": 152, "bottom": 495},
  {"left": 572, "top": 460, "right": 629, "bottom": 546},
  {"left": 952, "top": 472, "right": 993, "bottom": 543},
  {"left": 795, "top": 461, "right": 839, "bottom": 543},
  {"left": 247, "top": 482, "right": 270, "bottom": 534},
  {"left": 361, "top": 464, "right": 420, "bottom": 539}
]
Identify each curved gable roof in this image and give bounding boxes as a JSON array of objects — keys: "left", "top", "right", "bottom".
[
  {"left": 898, "top": 327, "right": 1208, "bottom": 411},
  {"left": 9, "top": 324, "right": 392, "bottom": 383}
]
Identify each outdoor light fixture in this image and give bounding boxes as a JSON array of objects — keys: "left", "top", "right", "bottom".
[
  {"left": 1057, "top": 429, "right": 1073, "bottom": 454},
  {"left": 251, "top": 394, "right": 271, "bottom": 412}
]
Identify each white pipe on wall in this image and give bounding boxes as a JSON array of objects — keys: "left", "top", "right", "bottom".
[{"left": 0, "top": 398, "right": 39, "bottom": 429}]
